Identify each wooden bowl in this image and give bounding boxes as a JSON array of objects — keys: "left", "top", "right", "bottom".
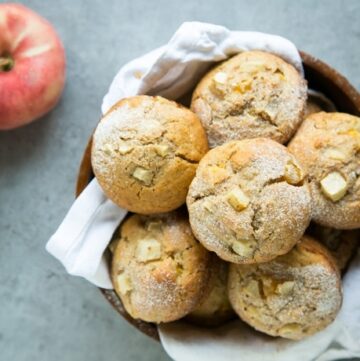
[{"left": 75, "top": 51, "right": 360, "bottom": 341}]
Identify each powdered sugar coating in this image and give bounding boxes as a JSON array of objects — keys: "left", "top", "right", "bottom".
[
  {"left": 111, "top": 210, "right": 211, "bottom": 323},
  {"left": 288, "top": 112, "right": 360, "bottom": 229},
  {"left": 191, "top": 51, "right": 307, "bottom": 148},
  {"left": 92, "top": 95, "right": 208, "bottom": 214},
  {"left": 228, "top": 236, "right": 342, "bottom": 340},
  {"left": 187, "top": 138, "right": 312, "bottom": 264}
]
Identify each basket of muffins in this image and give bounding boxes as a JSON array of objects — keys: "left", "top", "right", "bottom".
[{"left": 80, "top": 50, "right": 360, "bottom": 341}]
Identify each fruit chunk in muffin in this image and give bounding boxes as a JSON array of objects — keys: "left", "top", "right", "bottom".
[
  {"left": 112, "top": 210, "right": 211, "bottom": 323},
  {"left": 187, "top": 138, "right": 312, "bottom": 264},
  {"left": 191, "top": 51, "right": 307, "bottom": 148}
]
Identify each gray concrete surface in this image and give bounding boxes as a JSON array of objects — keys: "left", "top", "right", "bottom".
[{"left": 0, "top": 1, "right": 359, "bottom": 360}]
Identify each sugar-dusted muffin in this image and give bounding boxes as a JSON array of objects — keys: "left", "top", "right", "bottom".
[
  {"left": 186, "top": 255, "right": 235, "bottom": 326},
  {"left": 187, "top": 138, "right": 312, "bottom": 264},
  {"left": 228, "top": 236, "right": 342, "bottom": 340},
  {"left": 92, "top": 95, "right": 208, "bottom": 214},
  {"left": 308, "top": 223, "right": 359, "bottom": 271},
  {"left": 111, "top": 210, "right": 211, "bottom": 323},
  {"left": 191, "top": 51, "right": 307, "bottom": 148},
  {"left": 288, "top": 112, "right": 360, "bottom": 229}
]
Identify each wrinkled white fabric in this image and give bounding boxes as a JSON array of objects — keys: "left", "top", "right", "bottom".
[
  {"left": 46, "top": 178, "right": 126, "bottom": 288},
  {"left": 102, "top": 21, "right": 303, "bottom": 114},
  {"left": 46, "top": 21, "right": 359, "bottom": 361}
]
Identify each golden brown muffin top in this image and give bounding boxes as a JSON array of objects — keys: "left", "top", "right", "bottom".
[
  {"left": 191, "top": 51, "right": 307, "bottom": 147},
  {"left": 228, "top": 236, "right": 342, "bottom": 340},
  {"left": 187, "top": 138, "right": 312, "bottom": 264},
  {"left": 288, "top": 112, "right": 360, "bottom": 229},
  {"left": 112, "top": 210, "right": 211, "bottom": 323},
  {"left": 92, "top": 95, "right": 209, "bottom": 214}
]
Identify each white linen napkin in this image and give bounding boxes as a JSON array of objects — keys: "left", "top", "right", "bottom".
[
  {"left": 46, "top": 21, "right": 359, "bottom": 361},
  {"left": 101, "top": 21, "right": 303, "bottom": 114},
  {"left": 46, "top": 178, "right": 126, "bottom": 288}
]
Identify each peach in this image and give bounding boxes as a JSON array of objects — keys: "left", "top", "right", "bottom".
[{"left": 0, "top": 4, "right": 66, "bottom": 130}]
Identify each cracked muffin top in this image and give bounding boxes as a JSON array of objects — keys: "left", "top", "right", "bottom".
[
  {"left": 111, "top": 210, "right": 211, "bottom": 323},
  {"left": 288, "top": 112, "right": 360, "bottom": 229},
  {"left": 228, "top": 236, "right": 342, "bottom": 340},
  {"left": 191, "top": 51, "right": 307, "bottom": 148},
  {"left": 91, "top": 95, "right": 209, "bottom": 214},
  {"left": 186, "top": 138, "right": 312, "bottom": 264}
]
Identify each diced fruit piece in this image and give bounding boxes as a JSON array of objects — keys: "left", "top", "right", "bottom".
[
  {"left": 154, "top": 145, "right": 170, "bottom": 157},
  {"left": 207, "top": 166, "right": 229, "bottom": 185},
  {"left": 276, "top": 281, "right": 295, "bottom": 295},
  {"left": 203, "top": 200, "right": 215, "bottom": 213},
  {"left": 103, "top": 144, "right": 113, "bottom": 155},
  {"left": 136, "top": 239, "right": 162, "bottom": 262},
  {"left": 118, "top": 144, "right": 133, "bottom": 154},
  {"left": 324, "top": 148, "right": 346, "bottom": 161},
  {"left": 284, "top": 160, "right": 304, "bottom": 185},
  {"left": 278, "top": 323, "right": 301, "bottom": 337},
  {"left": 243, "top": 280, "right": 261, "bottom": 298},
  {"left": 262, "top": 278, "right": 277, "bottom": 297},
  {"left": 231, "top": 239, "right": 255, "bottom": 257},
  {"left": 147, "top": 221, "right": 162, "bottom": 232},
  {"left": 117, "top": 273, "right": 132, "bottom": 294},
  {"left": 226, "top": 188, "right": 250, "bottom": 211},
  {"left": 132, "top": 167, "right": 153, "bottom": 185},
  {"left": 213, "top": 72, "right": 228, "bottom": 84},
  {"left": 320, "top": 172, "right": 347, "bottom": 202},
  {"left": 240, "top": 59, "right": 267, "bottom": 73}
]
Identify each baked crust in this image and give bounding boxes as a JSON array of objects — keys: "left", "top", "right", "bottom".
[
  {"left": 111, "top": 210, "right": 211, "bottom": 323},
  {"left": 187, "top": 138, "right": 312, "bottom": 264},
  {"left": 92, "top": 95, "right": 209, "bottom": 214},
  {"left": 191, "top": 51, "right": 307, "bottom": 148},
  {"left": 288, "top": 112, "right": 360, "bottom": 229},
  {"left": 228, "top": 236, "right": 342, "bottom": 340}
]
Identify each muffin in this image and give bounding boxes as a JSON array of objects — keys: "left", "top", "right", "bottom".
[
  {"left": 191, "top": 50, "right": 307, "bottom": 148},
  {"left": 92, "top": 95, "right": 208, "bottom": 214},
  {"left": 288, "top": 112, "right": 360, "bottom": 229},
  {"left": 111, "top": 210, "right": 211, "bottom": 323},
  {"left": 228, "top": 236, "right": 342, "bottom": 340},
  {"left": 187, "top": 138, "right": 312, "bottom": 264},
  {"left": 186, "top": 255, "right": 235, "bottom": 326},
  {"left": 308, "top": 223, "right": 359, "bottom": 271}
]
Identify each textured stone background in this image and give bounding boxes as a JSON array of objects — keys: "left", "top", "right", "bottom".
[{"left": 0, "top": 1, "right": 359, "bottom": 360}]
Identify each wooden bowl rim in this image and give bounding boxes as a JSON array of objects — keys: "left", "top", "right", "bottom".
[{"left": 75, "top": 51, "right": 360, "bottom": 341}]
